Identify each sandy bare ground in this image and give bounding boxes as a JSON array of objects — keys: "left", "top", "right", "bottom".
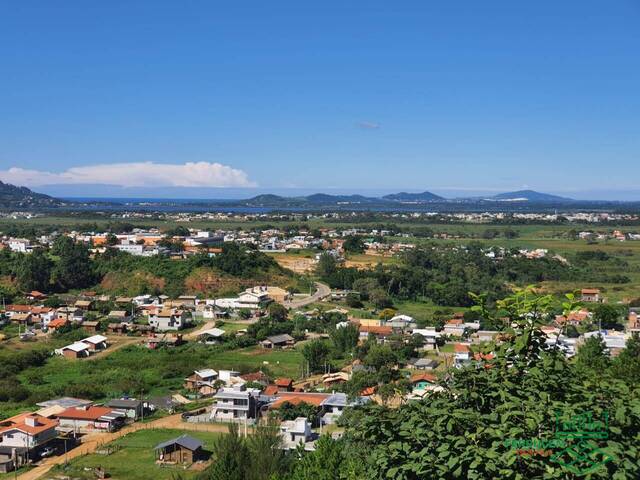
[{"left": 17, "top": 414, "right": 232, "bottom": 480}]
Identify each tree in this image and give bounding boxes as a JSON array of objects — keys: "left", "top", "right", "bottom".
[
  {"left": 575, "top": 335, "right": 610, "bottom": 373},
  {"left": 345, "top": 293, "right": 363, "bottom": 308},
  {"left": 316, "top": 253, "right": 338, "bottom": 278},
  {"left": 267, "top": 302, "right": 288, "bottom": 322},
  {"left": 105, "top": 233, "right": 118, "bottom": 246},
  {"left": 15, "top": 249, "right": 52, "bottom": 292},
  {"left": 302, "top": 339, "right": 330, "bottom": 374},
  {"left": 289, "top": 436, "right": 357, "bottom": 480},
  {"left": 591, "top": 303, "right": 625, "bottom": 330},
  {"left": 199, "top": 423, "right": 249, "bottom": 480},
  {"left": 51, "top": 237, "right": 93, "bottom": 291},
  {"left": 363, "top": 344, "right": 397, "bottom": 371},
  {"left": 369, "top": 288, "right": 392, "bottom": 309},
  {"left": 330, "top": 323, "right": 359, "bottom": 356},
  {"left": 245, "top": 418, "right": 286, "bottom": 480},
  {"left": 343, "top": 236, "right": 365, "bottom": 254},
  {"left": 610, "top": 333, "right": 640, "bottom": 385}
]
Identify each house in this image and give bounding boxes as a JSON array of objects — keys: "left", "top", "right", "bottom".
[
  {"left": 473, "top": 330, "right": 500, "bottom": 343},
  {"left": 74, "top": 300, "right": 93, "bottom": 311},
  {"left": 322, "top": 372, "right": 350, "bottom": 387},
  {"left": 11, "top": 313, "right": 32, "bottom": 325},
  {"left": 57, "top": 405, "right": 124, "bottom": 433},
  {"left": 280, "top": 417, "right": 313, "bottom": 450},
  {"left": 81, "top": 321, "right": 101, "bottom": 333},
  {"left": 108, "top": 310, "right": 132, "bottom": 324},
  {"left": 269, "top": 392, "right": 330, "bottom": 410},
  {"left": 148, "top": 309, "right": 189, "bottom": 331},
  {"left": 57, "top": 342, "right": 91, "bottom": 359},
  {"left": 56, "top": 307, "right": 84, "bottom": 322},
  {"left": 260, "top": 334, "right": 295, "bottom": 349},
  {"left": 443, "top": 319, "right": 466, "bottom": 337},
  {"left": 196, "top": 328, "right": 225, "bottom": 344},
  {"left": 143, "top": 333, "right": 184, "bottom": 349},
  {"left": 319, "top": 393, "right": 369, "bottom": 425},
  {"left": 177, "top": 295, "right": 197, "bottom": 307},
  {"left": 410, "top": 372, "right": 438, "bottom": 390},
  {"left": 210, "top": 385, "right": 261, "bottom": 421},
  {"left": 555, "top": 309, "right": 592, "bottom": 327},
  {"left": 26, "top": 290, "right": 47, "bottom": 301},
  {"left": 214, "top": 288, "right": 272, "bottom": 310},
  {"left": 359, "top": 325, "right": 393, "bottom": 343},
  {"left": 407, "top": 358, "right": 440, "bottom": 370},
  {"left": 628, "top": 311, "right": 640, "bottom": 331},
  {"left": 454, "top": 343, "right": 471, "bottom": 366},
  {"left": 105, "top": 399, "right": 144, "bottom": 420},
  {"left": 581, "top": 288, "right": 602, "bottom": 303},
  {"left": 274, "top": 378, "right": 294, "bottom": 392},
  {"left": 201, "top": 304, "right": 228, "bottom": 320},
  {"left": 82, "top": 335, "right": 108, "bottom": 352},
  {"left": 386, "top": 314, "right": 416, "bottom": 330},
  {"left": 184, "top": 369, "right": 219, "bottom": 397},
  {"left": 0, "top": 412, "right": 58, "bottom": 451},
  {"left": 154, "top": 435, "right": 205, "bottom": 464},
  {"left": 107, "top": 323, "right": 128, "bottom": 335}
]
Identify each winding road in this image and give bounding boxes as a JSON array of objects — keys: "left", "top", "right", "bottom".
[{"left": 284, "top": 281, "right": 331, "bottom": 309}]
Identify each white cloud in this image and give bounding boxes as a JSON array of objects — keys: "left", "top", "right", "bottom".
[
  {"left": 0, "top": 161, "right": 256, "bottom": 188},
  {"left": 357, "top": 121, "right": 380, "bottom": 130}
]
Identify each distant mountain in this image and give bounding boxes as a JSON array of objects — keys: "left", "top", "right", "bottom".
[
  {"left": 0, "top": 181, "right": 67, "bottom": 208},
  {"left": 486, "top": 190, "right": 572, "bottom": 203},
  {"left": 383, "top": 191, "right": 444, "bottom": 202},
  {"left": 243, "top": 194, "right": 304, "bottom": 207},
  {"left": 305, "top": 193, "right": 378, "bottom": 204}
]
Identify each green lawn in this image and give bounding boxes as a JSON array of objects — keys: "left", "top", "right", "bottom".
[
  {"left": 206, "top": 345, "right": 304, "bottom": 379},
  {"left": 49, "top": 428, "right": 220, "bottom": 480}
]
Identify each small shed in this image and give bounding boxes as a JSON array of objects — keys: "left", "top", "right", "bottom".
[{"left": 154, "top": 435, "right": 205, "bottom": 464}]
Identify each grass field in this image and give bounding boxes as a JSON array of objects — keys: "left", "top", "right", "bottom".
[{"left": 49, "top": 428, "right": 221, "bottom": 480}]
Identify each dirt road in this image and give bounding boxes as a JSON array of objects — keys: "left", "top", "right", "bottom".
[{"left": 16, "top": 413, "right": 231, "bottom": 480}]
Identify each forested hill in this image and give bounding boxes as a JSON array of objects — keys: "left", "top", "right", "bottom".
[{"left": 0, "top": 181, "right": 67, "bottom": 208}]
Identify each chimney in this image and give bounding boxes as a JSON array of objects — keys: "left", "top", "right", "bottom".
[{"left": 25, "top": 415, "right": 40, "bottom": 427}]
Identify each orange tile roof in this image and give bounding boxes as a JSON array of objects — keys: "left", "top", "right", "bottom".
[
  {"left": 270, "top": 393, "right": 329, "bottom": 409},
  {"left": 410, "top": 373, "right": 437, "bottom": 384},
  {"left": 581, "top": 288, "right": 600, "bottom": 294},
  {"left": 454, "top": 343, "right": 470, "bottom": 353},
  {"left": 360, "top": 386, "right": 376, "bottom": 396},
  {"left": 0, "top": 413, "right": 57, "bottom": 436},
  {"left": 58, "top": 406, "right": 112, "bottom": 421},
  {"left": 48, "top": 318, "right": 69, "bottom": 329},
  {"left": 445, "top": 318, "right": 464, "bottom": 326},
  {"left": 263, "top": 385, "right": 279, "bottom": 396},
  {"left": 275, "top": 378, "right": 293, "bottom": 388},
  {"left": 359, "top": 325, "right": 393, "bottom": 336}
]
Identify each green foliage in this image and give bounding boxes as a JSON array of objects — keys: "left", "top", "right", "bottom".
[
  {"left": 199, "top": 423, "right": 249, "bottom": 480},
  {"left": 343, "top": 236, "right": 365, "bottom": 254},
  {"left": 15, "top": 248, "right": 52, "bottom": 292},
  {"left": 302, "top": 339, "right": 331, "bottom": 374},
  {"left": 288, "top": 436, "right": 363, "bottom": 480},
  {"left": 330, "top": 323, "right": 359, "bottom": 356}
]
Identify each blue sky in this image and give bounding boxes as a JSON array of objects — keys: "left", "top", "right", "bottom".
[{"left": 1, "top": 1, "right": 639, "bottom": 199}]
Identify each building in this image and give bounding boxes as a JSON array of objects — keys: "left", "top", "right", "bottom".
[
  {"left": 581, "top": 288, "right": 602, "bottom": 303},
  {"left": 454, "top": 343, "right": 471, "bottom": 366},
  {"left": 407, "top": 358, "right": 440, "bottom": 370},
  {"left": 196, "top": 328, "right": 225, "bottom": 344},
  {"left": 57, "top": 342, "right": 91, "bottom": 359},
  {"left": 57, "top": 405, "right": 124, "bottom": 433},
  {"left": 105, "top": 399, "right": 144, "bottom": 420},
  {"left": 108, "top": 310, "right": 132, "bottom": 323},
  {"left": 0, "top": 413, "right": 58, "bottom": 451},
  {"left": 82, "top": 335, "right": 108, "bottom": 352},
  {"left": 260, "top": 333, "right": 295, "bottom": 349},
  {"left": 386, "top": 314, "right": 416, "bottom": 330},
  {"left": 148, "top": 309, "right": 189, "bottom": 331},
  {"left": 154, "top": 435, "right": 205, "bottom": 464},
  {"left": 184, "top": 369, "right": 219, "bottom": 397},
  {"left": 210, "top": 385, "right": 261, "bottom": 422},
  {"left": 274, "top": 378, "right": 294, "bottom": 392},
  {"left": 280, "top": 417, "right": 313, "bottom": 450},
  {"left": 359, "top": 325, "right": 393, "bottom": 343}
]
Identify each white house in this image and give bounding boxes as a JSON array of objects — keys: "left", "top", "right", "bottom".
[
  {"left": 148, "top": 309, "right": 189, "bottom": 331},
  {"left": 0, "top": 413, "right": 58, "bottom": 450},
  {"left": 280, "top": 417, "right": 313, "bottom": 450}
]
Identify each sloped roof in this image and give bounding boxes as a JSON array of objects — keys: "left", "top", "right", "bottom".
[{"left": 155, "top": 434, "right": 203, "bottom": 452}]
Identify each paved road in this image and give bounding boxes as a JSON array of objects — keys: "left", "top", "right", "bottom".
[
  {"left": 16, "top": 413, "right": 232, "bottom": 480},
  {"left": 284, "top": 281, "right": 331, "bottom": 309}
]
